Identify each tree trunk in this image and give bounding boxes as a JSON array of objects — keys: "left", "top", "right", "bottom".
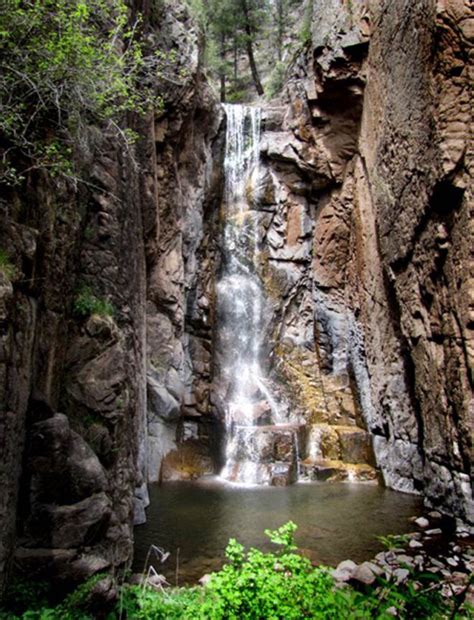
[
  {"left": 240, "top": 0, "right": 264, "bottom": 96},
  {"left": 219, "top": 32, "right": 226, "bottom": 102},
  {"left": 233, "top": 36, "right": 238, "bottom": 82},
  {"left": 277, "top": 0, "right": 284, "bottom": 61}
]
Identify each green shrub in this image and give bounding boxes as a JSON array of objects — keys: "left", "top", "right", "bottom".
[
  {"left": 73, "top": 286, "right": 115, "bottom": 318},
  {"left": 0, "top": 578, "right": 50, "bottom": 618},
  {"left": 0, "top": 0, "right": 162, "bottom": 184},
  {"left": 2, "top": 523, "right": 468, "bottom": 619},
  {"left": 0, "top": 249, "right": 15, "bottom": 280},
  {"left": 266, "top": 61, "right": 286, "bottom": 100}
]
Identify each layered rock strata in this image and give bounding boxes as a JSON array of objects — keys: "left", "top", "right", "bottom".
[
  {"left": 0, "top": 0, "right": 222, "bottom": 592},
  {"left": 256, "top": 0, "right": 472, "bottom": 521}
]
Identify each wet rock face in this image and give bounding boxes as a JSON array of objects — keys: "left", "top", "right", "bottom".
[
  {"left": 143, "top": 29, "right": 224, "bottom": 483},
  {"left": 0, "top": 0, "right": 222, "bottom": 593},
  {"left": 258, "top": 0, "right": 472, "bottom": 521}
]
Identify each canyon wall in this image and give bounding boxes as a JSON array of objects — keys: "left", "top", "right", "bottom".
[
  {"left": 153, "top": 0, "right": 472, "bottom": 524},
  {"left": 0, "top": 0, "right": 472, "bottom": 597},
  {"left": 0, "top": 0, "right": 222, "bottom": 592},
  {"left": 254, "top": 0, "right": 472, "bottom": 520}
]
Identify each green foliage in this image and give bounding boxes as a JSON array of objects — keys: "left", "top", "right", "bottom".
[
  {"left": 341, "top": 569, "right": 453, "bottom": 619},
  {"left": 187, "top": 0, "right": 267, "bottom": 100},
  {"left": 0, "top": 0, "right": 162, "bottom": 184},
  {"left": 377, "top": 533, "right": 411, "bottom": 550},
  {"left": 3, "top": 525, "right": 469, "bottom": 619},
  {"left": 226, "top": 88, "right": 251, "bottom": 104},
  {"left": 266, "top": 61, "right": 286, "bottom": 99},
  {"left": 0, "top": 579, "right": 50, "bottom": 618},
  {"left": 299, "top": 0, "right": 313, "bottom": 44},
  {"left": 73, "top": 286, "right": 115, "bottom": 319},
  {"left": 0, "top": 248, "right": 15, "bottom": 279},
  {"left": 0, "top": 574, "right": 104, "bottom": 619},
  {"left": 119, "top": 585, "right": 204, "bottom": 620},
  {"left": 264, "top": 520, "right": 298, "bottom": 550}
]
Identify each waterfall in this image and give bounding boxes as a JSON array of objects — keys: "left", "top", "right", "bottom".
[{"left": 216, "top": 104, "right": 301, "bottom": 486}]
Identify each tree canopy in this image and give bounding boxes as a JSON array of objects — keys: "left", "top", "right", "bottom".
[{"left": 189, "top": 0, "right": 303, "bottom": 102}]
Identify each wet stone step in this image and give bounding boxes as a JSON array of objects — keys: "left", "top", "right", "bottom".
[
  {"left": 222, "top": 460, "right": 297, "bottom": 486},
  {"left": 307, "top": 424, "right": 375, "bottom": 465},
  {"left": 301, "top": 458, "right": 378, "bottom": 483},
  {"left": 227, "top": 424, "right": 306, "bottom": 465}
]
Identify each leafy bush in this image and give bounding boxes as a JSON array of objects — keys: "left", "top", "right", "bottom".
[
  {"left": 0, "top": 574, "right": 111, "bottom": 619},
  {"left": 0, "top": 0, "right": 161, "bottom": 184},
  {"left": 0, "top": 579, "right": 50, "bottom": 618},
  {"left": 73, "top": 286, "right": 115, "bottom": 318},
  {"left": 3, "top": 523, "right": 469, "bottom": 619},
  {"left": 266, "top": 61, "right": 286, "bottom": 100},
  {"left": 119, "top": 522, "right": 344, "bottom": 619},
  {"left": 0, "top": 248, "right": 15, "bottom": 280}
]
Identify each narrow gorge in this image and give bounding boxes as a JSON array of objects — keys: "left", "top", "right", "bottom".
[{"left": 0, "top": 0, "right": 472, "bottom": 609}]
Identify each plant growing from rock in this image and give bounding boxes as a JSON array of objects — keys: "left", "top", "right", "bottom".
[
  {"left": 73, "top": 285, "right": 115, "bottom": 319},
  {"left": 0, "top": 0, "right": 162, "bottom": 185},
  {"left": 0, "top": 249, "right": 15, "bottom": 280}
]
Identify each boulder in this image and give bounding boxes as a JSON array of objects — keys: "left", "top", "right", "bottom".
[
  {"left": 25, "top": 493, "right": 112, "bottom": 549},
  {"left": 29, "top": 414, "right": 108, "bottom": 505},
  {"left": 352, "top": 562, "right": 379, "bottom": 585},
  {"left": 332, "top": 559, "right": 357, "bottom": 582},
  {"left": 147, "top": 374, "right": 180, "bottom": 422}
]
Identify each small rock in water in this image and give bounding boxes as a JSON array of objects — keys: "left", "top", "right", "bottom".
[
  {"left": 393, "top": 568, "right": 410, "bottom": 584},
  {"left": 428, "top": 511, "right": 442, "bottom": 520},
  {"left": 425, "top": 528, "right": 442, "bottom": 536},
  {"left": 409, "top": 539, "right": 423, "bottom": 549},
  {"left": 353, "top": 562, "right": 378, "bottom": 585},
  {"left": 415, "top": 517, "right": 429, "bottom": 529},
  {"left": 446, "top": 557, "right": 458, "bottom": 567},
  {"left": 332, "top": 559, "right": 357, "bottom": 582}
]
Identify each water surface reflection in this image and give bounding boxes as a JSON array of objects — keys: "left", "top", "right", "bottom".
[{"left": 133, "top": 479, "right": 422, "bottom": 584}]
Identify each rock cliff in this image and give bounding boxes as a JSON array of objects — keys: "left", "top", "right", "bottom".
[
  {"left": 0, "top": 0, "right": 222, "bottom": 592},
  {"left": 0, "top": 0, "right": 472, "bottom": 596},
  {"left": 256, "top": 0, "right": 472, "bottom": 520}
]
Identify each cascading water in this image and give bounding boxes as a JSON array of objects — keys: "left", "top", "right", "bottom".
[{"left": 216, "top": 104, "right": 302, "bottom": 485}]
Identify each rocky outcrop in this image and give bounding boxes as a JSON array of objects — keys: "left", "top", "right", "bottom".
[
  {"left": 0, "top": 0, "right": 222, "bottom": 594},
  {"left": 257, "top": 0, "right": 472, "bottom": 522},
  {"left": 142, "top": 6, "right": 224, "bottom": 484},
  {"left": 355, "top": 0, "right": 473, "bottom": 522}
]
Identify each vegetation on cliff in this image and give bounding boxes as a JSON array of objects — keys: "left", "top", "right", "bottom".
[{"left": 0, "top": 0, "right": 160, "bottom": 185}]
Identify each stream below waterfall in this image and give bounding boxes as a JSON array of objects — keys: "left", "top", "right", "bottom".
[{"left": 134, "top": 480, "right": 422, "bottom": 585}]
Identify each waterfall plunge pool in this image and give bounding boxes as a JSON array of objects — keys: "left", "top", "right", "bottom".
[{"left": 133, "top": 479, "right": 422, "bottom": 585}]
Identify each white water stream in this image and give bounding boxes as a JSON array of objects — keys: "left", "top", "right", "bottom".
[{"left": 217, "top": 104, "right": 299, "bottom": 485}]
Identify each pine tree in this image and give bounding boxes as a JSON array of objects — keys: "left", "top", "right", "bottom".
[{"left": 190, "top": 0, "right": 267, "bottom": 100}]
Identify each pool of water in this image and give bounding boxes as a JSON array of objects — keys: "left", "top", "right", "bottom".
[{"left": 133, "top": 478, "right": 422, "bottom": 585}]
